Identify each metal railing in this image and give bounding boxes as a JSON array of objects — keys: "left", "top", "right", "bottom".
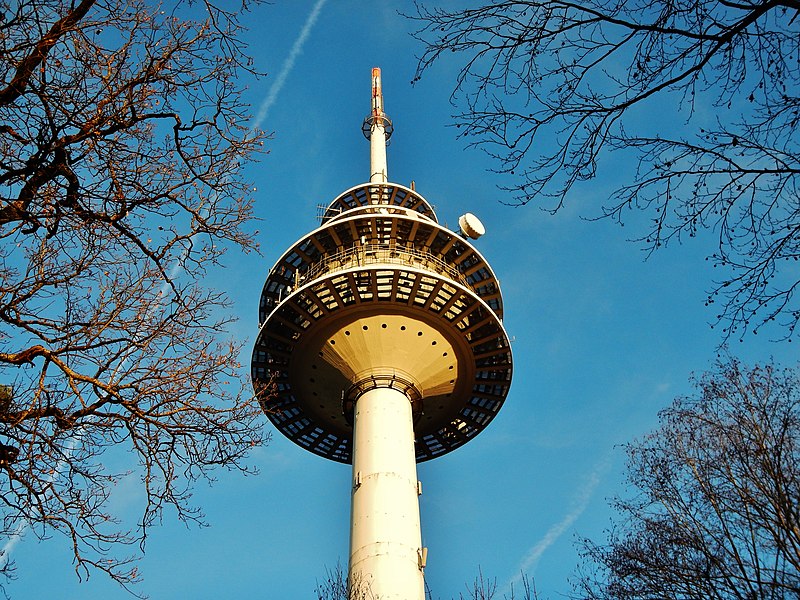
[{"left": 297, "top": 243, "right": 469, "bottom": 288}]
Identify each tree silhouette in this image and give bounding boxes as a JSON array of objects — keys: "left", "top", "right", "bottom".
[
  {"left": 0, "top": 0, "right": 267, "bottom": 590},
  {"left": 314, "top": 562, "right": 539, "bottom": 600},
  {"left": 410, "top": 0, "right": 800, "bottom": 341},
  {"left": 578, "top": 358, "right": 800, "bottom": 599}
]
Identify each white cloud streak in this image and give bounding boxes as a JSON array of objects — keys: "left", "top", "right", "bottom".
[
  {"left": 252, "top": 0, "right": 328, "bottom": 130},
  {"left": 1, "top": 0, "right": 327, "bottom": 568},
  {"left": 1, "top": 435, "right": 82, "bottom": 564},
  {"left": 503, "top": 459, "right": 610, "bottom": 594}
]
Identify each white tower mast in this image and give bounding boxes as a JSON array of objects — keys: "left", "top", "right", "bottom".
[
  {"left": 347, "top": 67, "right": 424, "bottom": 599},
  {"left": 369, "top": 67, "right": 389, "bottom": 184},
  {"left": 252, "top": 69, "right": 512, "bottom": 600}
]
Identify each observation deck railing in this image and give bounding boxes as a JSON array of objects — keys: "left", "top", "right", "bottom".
[{"left": 297, "top": 243, "right": 470, "bottom": 289}]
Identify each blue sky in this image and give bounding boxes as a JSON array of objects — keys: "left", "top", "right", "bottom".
[{"left": 8, "top": 1, "right": 797, "bottom": 598}]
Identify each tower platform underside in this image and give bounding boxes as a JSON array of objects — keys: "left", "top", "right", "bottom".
[{"left": 252, "top": 182, "right": 512, "bottom": 464}]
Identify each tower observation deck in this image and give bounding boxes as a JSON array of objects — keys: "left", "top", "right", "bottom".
[{"left": 251, "top": 68, "right": 512, "bottom": 599}]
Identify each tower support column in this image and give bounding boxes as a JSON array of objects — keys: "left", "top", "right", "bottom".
[{"left": 348, "top": 386, "right": 424, "bottom": 600}]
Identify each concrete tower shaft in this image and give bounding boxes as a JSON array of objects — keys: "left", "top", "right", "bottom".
[
  {"left": 349, "top": 386, "right": 424, "bottom": 599},
  {"left": 251, "top": 69, "right": 512, "bottom": 600}
]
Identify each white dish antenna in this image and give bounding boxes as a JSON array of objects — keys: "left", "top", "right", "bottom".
[{"left": 458, "top": 213, "right": 486, "bottom": 240}]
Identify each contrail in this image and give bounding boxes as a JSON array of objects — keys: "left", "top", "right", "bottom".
[
  {"left": 1, "top": 434, "right": 83, "bottom": 563},
  {"left": 252, "top": 0, "right": 328, "bottom": 129},
  {"left": 1, "top": 0, "right": 327, "bottom": 568},
  {"left": 503, "top": 459, "right": 609, "bottom": 594}
]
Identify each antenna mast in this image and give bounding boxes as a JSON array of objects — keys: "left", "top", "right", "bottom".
[{"left": 363, "top": 67, "right": 393, "bottom": 184}]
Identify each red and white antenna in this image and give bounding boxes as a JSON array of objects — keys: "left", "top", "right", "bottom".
[
  {"left": 363, "top": 67, "right": 393, "bottom": 184},
  {"left": 371, "top": 66, "right": 384, "bottom": 120}
]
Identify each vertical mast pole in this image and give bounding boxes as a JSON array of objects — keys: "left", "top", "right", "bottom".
[
  {"left": 369, "top": 67, "right": 388, "bottom": 184},
  {"left": 348, "top": 67, "right": 425, "bottom": 599}
]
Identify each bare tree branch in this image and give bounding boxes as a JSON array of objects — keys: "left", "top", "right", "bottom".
[
  {"left": 0, "top": 0, "right": 270, "bottom": 592},
  {"left": 410, "top": 0, "right": 800, "bottom": 341},
  {"left": 577, "top": 358, "right": 800, "bottom": 599}
]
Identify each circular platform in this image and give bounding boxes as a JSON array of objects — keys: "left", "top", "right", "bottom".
[
  {"left": 252, "top": 263, "right": 512, "bottom": 463},
  {"left": 252, "top": 181, "right": 511, "bottom": 463}
]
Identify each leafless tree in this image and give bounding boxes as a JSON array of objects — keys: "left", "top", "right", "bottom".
[
  {"left": 315, "top": 562, "right": 376, "bottom": 600},
  {"left": 576, "top": 359, "right": 800, "bottom": 599},
  {"left": 0, "top": 0, "right": 268, "bottom": 592},
  {"left": 456, "top": 571, "right": 539, "bottom": 600},
  {"left": 314, "top": 563, "right": 538, "bottom": 600},
  {"left": 410, "top": 0, "right": 800, "bottom": 341}
]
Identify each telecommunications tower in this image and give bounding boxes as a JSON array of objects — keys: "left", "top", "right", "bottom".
[{"left": 251, "top": 68, "right": 512, "bottom": 599}]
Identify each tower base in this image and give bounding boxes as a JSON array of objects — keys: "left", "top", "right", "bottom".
[{"left": 349, "top": 386, "right": 425, "bottom": 600}]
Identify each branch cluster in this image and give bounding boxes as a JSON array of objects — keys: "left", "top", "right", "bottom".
[
  {"left": 578, "top": 359, "right": 800, "bottom": 599},
  {"left": 411, "top": 0, "right": 800, "bottom": 340},
  {"left": 0, "top": 0, "right": 267, "bottom": 589}
]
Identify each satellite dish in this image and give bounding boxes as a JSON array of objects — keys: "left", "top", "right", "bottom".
[{"left": 458, "top": 213, "right": 486, "bottom": 240}]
